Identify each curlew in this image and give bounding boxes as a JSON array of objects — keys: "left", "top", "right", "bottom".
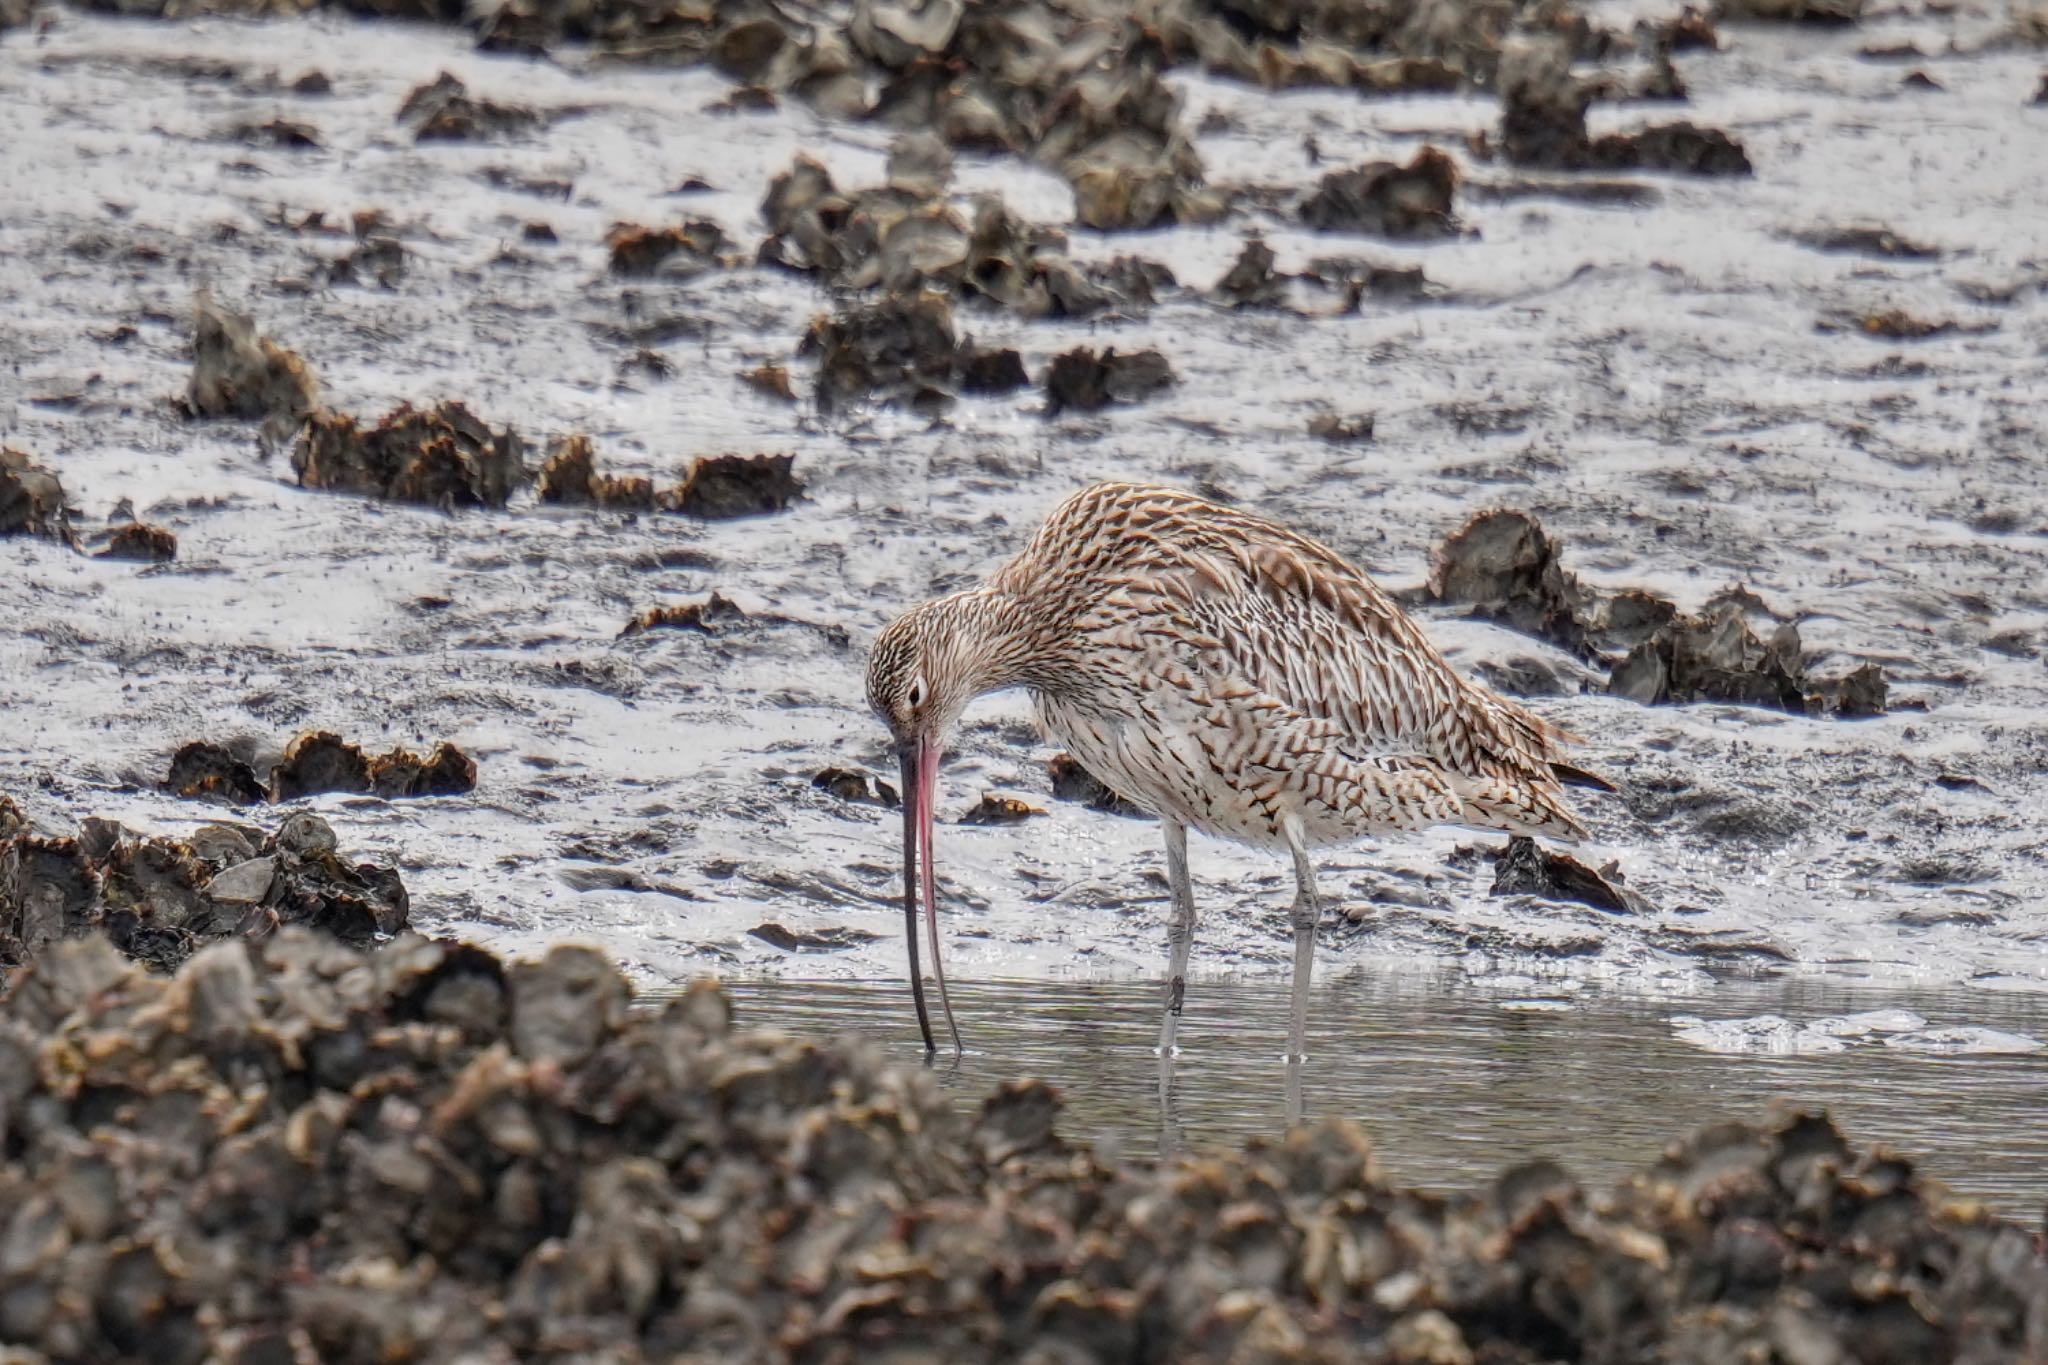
[{"left": 865, "top": 482, "right": 1610, "bottom": 1118}]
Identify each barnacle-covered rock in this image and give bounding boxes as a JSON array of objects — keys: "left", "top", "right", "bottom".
[
  {"left": 1428, "top": 508, "right": 1594, "bottom": 659},
  {"left": 802, "top": 288, "right": 970, "bottom": 413},
  {"left": 1044, "top": 345, "right": 1177, "bottom": 414},
  {"left": 606, "top": 218, "right": 729, "bottom": 277},
  {"left": 665, "top": 452, "right": 803, "bottom": 519},
  {"left": 1424, "top": 513, "right": 1882, "bottom": 717},
  {"left": 1047, "top": 752, "right": 1149, "bottom": 818},
  {"left": 1498, "top": 34, "right": 1750, "bottom": 176},
  {"left": 758, "top": 152, "right": 1163, "bottom": 319},
  {"left": 1215, "top": 236, "right": 1288, "bottom": 308},
  {"left": 1607, "top": 597, "right": 1808, "bottom": 712},
  {"left": 1492, "top": 835, "right": 1654, "bottom": 914},
  {"left": 620, "top": 591, "right": 748, "bottom": 637},
  {"left": 397, "top": 69, "right": 541, "bottom": 140},
  {"left": 164, "top": 732, "right": 478, "bottom": 806},
  {"left": 97, "top": 521, "right": 178, "bottom": 562},
  {"left": 267, "top": 730, "right": 479, "bottom": 801}
]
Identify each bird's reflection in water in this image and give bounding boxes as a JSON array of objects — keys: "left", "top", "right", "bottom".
[{"left": 1156, "top": 1054, "right": 1186, "bottom": 1162}]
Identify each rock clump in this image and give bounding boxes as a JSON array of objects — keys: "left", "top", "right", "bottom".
[
  {"left": 1145, "top": 0, "right": 1519, "bottom": 91},
  {"left": 0, "top": 448, "right": 78, "bottom": 548},
  {"left": 164, "top": 741, "right": 269, "bottom": 805},
  {"left": 1213, "top": 241, "right": 1426, "bottom": 316},
  {"left": 185, "top": 295, "right": 321, "bottom": 444},
  {"left": 1047, "top": 752, "right": 1150, "bottom": 818},
  {"left": 1498, "top": 35, "right": 1751, "bottom": 175},
  {"left": 670, "top": 452, "right": 802, "bottom": 518},
  {"left": 471, "top": 0, "right": 1227, "bottom": 234},
  {"left": 96, "top": 521, "right": 178, "bottom": 562},
  {"left": 536, "top": 439, "right": 803, "bottom": 517},
  {"left": 620, "top": 591, "right": 748, "bottom": 637},
  {"left": 1492, "top": 835, "right": 1654, "bottom": 913},
  {"left": 1427, "top": 510, "right": 1889, "bottom": 717},
  {"left": 1429, "top": 508, "right": 1595, "bottom": 660},
  {"left": 759, "top": 150, "right": 1170, "bottom": 319},
  {"left": 166, "top": 733, "right": 478, "bottom": 805},
  {"left": 0, "top": 931, "right": 2042, "bottom": 1361},
  {"left": 271, "top": 732, "right": 479, "bottom": 801},
  {"left": 1721, "top": 0, "right": 1864, "bottom": 20},
  {"left": 1300, "top": 146, "right": 1463, "bottom": 237},
  {"left": 1607, "top": 594, "right": 1887, "bottom": 716},
  {"left": 1044, "top": 346, "right": 1177, "bottom": 414},
  {"left": 0, "top": 811, "right": 406, "bottom": 973},
  {"left": 1214, "top": 236, "right": 1289, "bottom": 308},
  {"left": 397, "top": 69, "right": 541, "bottom": 140},
  {"left": 802, "top": 288, "right": 1031, "bottom": 413},
  {"left": 606, "top": 218, "right": 729, "bottom": 278},
  {"left": 958, "top": 793, "right": 1044, "bottom": 825},
  {"left": 812, "top": 766, "right": 898, "bottom": 806},
  {"left": 535, "top": 434, "right": 657, "bottom": 509},
  {"left": 292, "top": 400, "right": 529, "bottom": 508}
]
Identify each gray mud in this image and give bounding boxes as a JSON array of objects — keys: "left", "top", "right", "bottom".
[{"left": 3, "top": 5, "right": 2048, "bottom": 1011}]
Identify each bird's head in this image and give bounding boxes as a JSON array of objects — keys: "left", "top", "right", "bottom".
[
  {"left": 865, "top": 594, "right": 995, "bottom": 1059},
  {"left": 864, "top": 597, "right": 978, "bottom": 750}
]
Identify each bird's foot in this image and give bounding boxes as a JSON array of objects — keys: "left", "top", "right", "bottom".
[{"left": 1153, "top": 1043, "right": 1182, "bottom": 1059}]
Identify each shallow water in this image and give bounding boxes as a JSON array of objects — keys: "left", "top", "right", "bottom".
[{"left": 722, "top": 972, "right": 2048, "bottom": 1221}]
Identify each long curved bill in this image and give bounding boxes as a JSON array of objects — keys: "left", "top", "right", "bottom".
[{"left": 899, "top": 737, "right": 962, "bottom": 1057}]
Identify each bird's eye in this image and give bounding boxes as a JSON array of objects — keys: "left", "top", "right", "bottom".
[{"left": 906, "top": 675, "right": 928, "bottom": 710}]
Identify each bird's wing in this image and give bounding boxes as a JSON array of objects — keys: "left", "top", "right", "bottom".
[
  {"left": 1104, "top": 630, "right": 1475, "bottom": 836},
  {"left": 1108, "top": 540, "right": 1590, "bottom": 839},
  {"left": 1116, "top": 538, "right": 1465, "bottom": 746},
  {"left": 1004, "top": 481, "right": 1594, "bottom": 831}
]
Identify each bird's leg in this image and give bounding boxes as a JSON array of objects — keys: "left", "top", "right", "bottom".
[
  {"left": 1155, "top": 817, "right": 1197, "bottom": 1060},
  {"left": 1283, "top": 826, "right": 1321, "bottom": 1128}
]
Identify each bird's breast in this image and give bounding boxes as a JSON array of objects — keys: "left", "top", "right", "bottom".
[{"left": 1031, "top": 690, "right": 1296, "bottom": 850}]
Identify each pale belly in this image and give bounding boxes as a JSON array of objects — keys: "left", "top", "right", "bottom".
[{"left": 1033, "top": 692, "right": 1360, "bottom": 851}]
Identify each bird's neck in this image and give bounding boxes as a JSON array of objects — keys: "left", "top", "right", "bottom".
[{"left": 944, "top": 588, "right": 1060, "bottom": 697}]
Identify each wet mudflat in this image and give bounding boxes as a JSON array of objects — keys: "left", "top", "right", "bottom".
[
  {"left": 3, "top": 2, "right": 2047, "bottom": 997},
  {"left": 725, "top": 972, "right": 2048, "bottom": 1219}
]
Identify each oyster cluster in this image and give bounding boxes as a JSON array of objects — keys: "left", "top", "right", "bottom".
[
  {"left": 0, "top": 803, "right": 408, "bottom": 973},
  {"left": 1427, "top": 509, "right": 1890, "bottom": 716},
  {"left": 166, "top": 732, "right": 478, "bottom": 806},
  {"left": 0, "top": 929, "right": 2042, "bottom": 1362},
  {"left": 0, "top": 447, "right": 77, "bottom": 548}
]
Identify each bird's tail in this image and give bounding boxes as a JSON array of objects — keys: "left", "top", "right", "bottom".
[
  {"left": 1550, "top": 760, "right": 1618, "bottom": 793},
  {"left": 1475, "top": 684, "right": 1620, "bottom": 799},
  {"left": 1450, "top": 774, "right": 1591, "bottom": 843}
]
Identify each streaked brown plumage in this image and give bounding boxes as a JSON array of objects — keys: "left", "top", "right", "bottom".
[{"left": 868, "top": 481, "right": 1607, "bottom": 1118}]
